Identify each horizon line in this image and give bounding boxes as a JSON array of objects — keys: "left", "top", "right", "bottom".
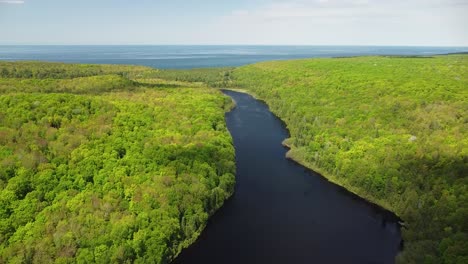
[{"left": 1, "top": 44, "right": 468, "bottom": 48}]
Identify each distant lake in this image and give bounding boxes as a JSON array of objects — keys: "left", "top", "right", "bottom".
[{"left": 0, "top": 45, "right": 466, "bottom": 69}]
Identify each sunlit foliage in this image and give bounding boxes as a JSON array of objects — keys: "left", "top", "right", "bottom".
[
  {"left": 0, "top": 62, "right": 235, "bottom": 263},
  {"left": 231, "top": 55, "right": 468, "bottom": 263},
  {"left": 141, "top": 67, "right": 234, "bottom": 88}
]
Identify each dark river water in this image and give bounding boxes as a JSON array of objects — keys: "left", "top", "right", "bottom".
[{"left": 173, "top": 90, "right": 402, "bottom": 264}]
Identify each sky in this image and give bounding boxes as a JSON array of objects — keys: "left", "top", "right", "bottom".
[{"left": 0, "top": 0, "right": 467, "bottom": 46}]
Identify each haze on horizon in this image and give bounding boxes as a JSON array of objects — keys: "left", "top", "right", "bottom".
[{"left": 0, "top": 0, "right": 467, "bottom": 46}]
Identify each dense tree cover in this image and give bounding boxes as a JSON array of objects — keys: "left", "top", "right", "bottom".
[
  {"left": 0, "top": 61, "right": 152, "bottom": 79},
  {"left": 228, "top": 55, "right": 468, "bottom": 263},
  {"left": 140, "top": 68, "right": 234, "bottom": 88},
  {"left": 0, "top": 61, "right": 232, "bottom": 88},
  {"left": 0, "top": 75, "right": 137, "bottom": 94},
  {"left": 4, "top": 56, "right": 467, "bottom": 263},
  {"left": 0, "top": 63, "right": 235, "bottom": 263}
]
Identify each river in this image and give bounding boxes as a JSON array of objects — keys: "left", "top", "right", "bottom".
[{"left": 173, "top": 90, "right": 402, "bottom": 264}]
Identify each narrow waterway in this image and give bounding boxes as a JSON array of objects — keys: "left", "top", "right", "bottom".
[{"left": 173, "top": 90, "right": 402, "bottom": 264}]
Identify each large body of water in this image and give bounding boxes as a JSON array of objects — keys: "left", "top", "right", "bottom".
[
  {"left": 0, "top": 45, "right": 466, "bottom": 68},
  {"left": 173, "top": 90, "right": 402, "bottom": 264}
]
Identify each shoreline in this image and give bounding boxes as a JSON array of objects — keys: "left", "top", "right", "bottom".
[{"left": 222, "top": 87, "right": 403, "bottom": 222}]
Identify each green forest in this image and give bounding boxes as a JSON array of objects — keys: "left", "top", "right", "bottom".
[
  {"left": 0, "top": 62, "right": 235, "bottom": 263},
  {"left": 1, "top": 56, "right": 467, "bottom": 264},
  {"left": 229, "top": 55, "right": 467, "bottom": 264}
]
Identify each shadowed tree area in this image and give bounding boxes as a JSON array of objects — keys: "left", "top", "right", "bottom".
[{"left": 229, "top": 55, "right": 467, "bottom": 263}]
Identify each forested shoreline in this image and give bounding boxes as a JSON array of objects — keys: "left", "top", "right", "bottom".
[
  {"left": 229, "top": 56, "right": 467, "bottom": 263},
  {"left": 144, "top": 56, "right": 467, "bottom": 263},
  {"left": 0, "top": 62, "right": 235, "bottom": 263},
  {"left": 1, "top": 56, "right": 467, "bottom": 263}
]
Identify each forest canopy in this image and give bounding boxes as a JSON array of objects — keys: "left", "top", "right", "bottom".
[
  {"left": 1, "top": 56, "right": 467, "bottom": 263},
  {"left": 229, "top": 55, "right": 468, "bottom": 264},
  {"left": 0, "top": 62, "right": 235, "bottom": 263}
]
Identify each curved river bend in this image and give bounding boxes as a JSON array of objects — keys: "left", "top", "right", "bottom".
[{"left": 174, "top": 90, "right": 402, "bottom": 264}]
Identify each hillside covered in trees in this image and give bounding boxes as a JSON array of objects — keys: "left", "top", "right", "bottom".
[
  {"left": 0, "top": 62, "right": 235, "bottom": 263},
  {"left": 229, "top": 55, "right": 467, "bottom": 263}
]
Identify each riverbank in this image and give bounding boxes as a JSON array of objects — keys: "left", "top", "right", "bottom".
[
  {"left": 229, "top": 55, "right": 468, "bottom": 263},
  {"left": 174, "top": 90, "right": 402, "bottom": 264},
  {"left": 224, "top": 88, "right": 399, "bottom": 217},
  {"left": 226, "top": 87, "right": 399, "bottom": 214}
]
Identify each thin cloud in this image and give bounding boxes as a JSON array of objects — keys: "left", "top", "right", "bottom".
[
  {"left": 0, "top": 0, "right": 25, "bottom": 4},
  {"left": 229, "top": 1, "right": 391, "bottom": 21},
  {"left": 228, "top": 0, "right": 468, "bottom": 21},
  {"left": 217, "top": 0, "right": 468, "bottom": 46}
]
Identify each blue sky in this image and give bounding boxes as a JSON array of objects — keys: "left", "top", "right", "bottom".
[{"left": 0, "top": 0, "right": 467, "bottom": 46}]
